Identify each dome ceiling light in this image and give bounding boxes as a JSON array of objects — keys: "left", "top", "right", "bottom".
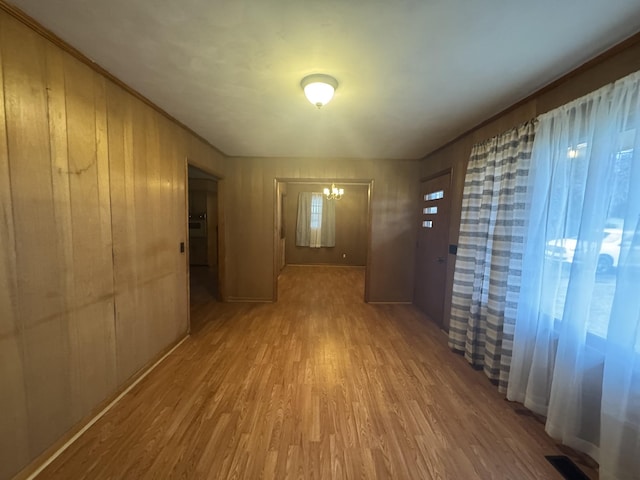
[{"left": 301, "top": 74, "right": 338, "bottom": 108}]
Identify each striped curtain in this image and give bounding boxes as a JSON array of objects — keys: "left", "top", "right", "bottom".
[{"left": 449, "top": 121, "right": 535, "bottom": 391}]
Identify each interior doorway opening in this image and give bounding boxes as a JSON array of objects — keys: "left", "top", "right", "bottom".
[
  {"left": 187, "top": 164, "right": 223, "bottom": 330},
  {"left": 273, "top": 179, "right": 373, "bottom": 303}
]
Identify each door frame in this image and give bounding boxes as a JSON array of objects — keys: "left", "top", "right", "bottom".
[
  {"left": 273, "top": 178, "right": 374, "bottom": 302},
  {"left": 185, "top": 160, "right": 226, "bottom": 333},
  {"left": 421, "top": 167, "right": 453, "bottom": 184}
]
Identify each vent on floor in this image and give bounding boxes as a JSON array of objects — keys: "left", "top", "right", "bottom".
[{"left": 545, "top": 455, "right": 590, "bottom": 480}]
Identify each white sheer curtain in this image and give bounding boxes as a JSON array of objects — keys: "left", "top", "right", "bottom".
[
  {"left": 508, "top": 70, "right": 640, "bottom": 479},
  {"left": 295, "top": 192, "right": 336, "bottom": 248}
]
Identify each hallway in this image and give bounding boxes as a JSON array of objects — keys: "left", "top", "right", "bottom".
[{"left": 37, "top": 266, "right": 592, "bottom": 479}]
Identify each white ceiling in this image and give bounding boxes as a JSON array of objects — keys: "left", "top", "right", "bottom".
[{"left": 8, "top": 0, "right": 640, "bottom": 159}]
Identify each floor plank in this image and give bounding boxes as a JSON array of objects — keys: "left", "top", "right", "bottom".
[{"left": 38, "top": 266, "right": 597, "bottom": 479}]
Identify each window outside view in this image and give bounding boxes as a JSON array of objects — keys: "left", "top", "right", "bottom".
[
  {"left": 310, "top": 193, "right": 323, "bottom": 229},
  {"left": 544, "top": 146, "right": 635, "bottom": 339}
]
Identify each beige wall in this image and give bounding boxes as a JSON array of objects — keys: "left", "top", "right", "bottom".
[
  {"left": 224, "top": 157, "right": 420, "bottom": 302},
  {"left": 285, "top": 183, "right": 368, "bottom": 266},
  {"left": 421, "top": 35, "right": 640, "bottom": 331},
  {"left": 0, "top": 9, "right": 224, "bottom": 479}
]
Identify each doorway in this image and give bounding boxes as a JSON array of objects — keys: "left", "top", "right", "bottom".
[
  {"left": 273, "top": 179, "right": 373, "bottom": 302},
  {"left": 414, "top": 170, "right": 452, "bottom": 328},
  {"left": 187, "top": 164, "right": 223, "bottom": 329}
]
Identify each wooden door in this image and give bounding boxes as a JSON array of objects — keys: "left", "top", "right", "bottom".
[{"left": 414, "top": 172, "right": 451, "bottom": 327}]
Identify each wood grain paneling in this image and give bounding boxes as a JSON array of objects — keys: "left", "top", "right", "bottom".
[
  {"left": 421, "top": 38, "right": 640, "bottom": 331},
  {"left": 64, "top": 55, "right": 118, "bottom": 422},
  {"left": 225, "top": 157, "right": 419, "bottom": 302},
  {"left": 0, "top": 8, "right": 225, "bottom": 478},
  {"left": 106, "top": 81, "right": 138, "bottom": 385},
  {"left": 0, "top": 17, "right": 30, "bottom": 476},
  {"left": 2, "top": 16, "right": 74, "bottom": 459},
  {"left": 284, "top": 183, "right": 368, "bottom": 266}
]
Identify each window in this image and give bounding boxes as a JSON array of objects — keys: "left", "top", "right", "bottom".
[
  {"left": 506, "top": 73, "right": 640, "bottom": 480},
  {"left": 543, "top": 142, "right": 636, "bottom": 340},
  {"left": 309, "top": 193, "right": 323, "bottom": 247},
  {"left": 310, "top": 193, "right": 323, "bottom": 229},
  {"left": 425, "top": 190, "right": 444, "bottom": 201}
]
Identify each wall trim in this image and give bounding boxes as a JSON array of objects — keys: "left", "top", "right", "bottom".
[
  {"left": 0, "top": 0, "right": 226, "bottom": 159},
  {"left": 276, "top": 178, "right": 375, "bottom": 185},
  {"left": 285, "top": 264, "right": 367, "bottom": 268},
  {"left": 367, "top": 301, "right": 413, "bottom": 305},
  {"left": 226, "top": 297, "right": 273, "bottom": 303},
  {"left": 420, "top": 167, "right": 453, "bottom": 183},
  {"left": 14, "top": 334, "right": 189, "bottom": 480}
]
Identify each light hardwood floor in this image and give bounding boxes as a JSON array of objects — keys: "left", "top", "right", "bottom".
[{"left": 38, "top": 266, "right": 596, "bottom": 479}]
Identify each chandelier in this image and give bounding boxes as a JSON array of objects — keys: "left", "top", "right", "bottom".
[{"left": 323, "top": 183, "right": 344, "bottom": 200}]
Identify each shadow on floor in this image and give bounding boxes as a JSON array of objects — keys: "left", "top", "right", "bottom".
[{"left": 189, "top": 265, "right": 218, "bottom": 333}]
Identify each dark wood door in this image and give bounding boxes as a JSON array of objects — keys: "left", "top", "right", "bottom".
[{"left": 414, "top": 172, "right": 451, "bottom": 327}]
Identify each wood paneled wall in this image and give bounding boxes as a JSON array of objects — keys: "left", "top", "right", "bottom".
[
  {"left": 420, "top": 34, "right": 640, "bottom": 331},
  {"left": 0, "top": 9, "right": 224, "bottom": 479},
  {"left": 224, "top": 158, "right": 419, "bottom": 302},
  {"left": 284, "top": 183, "right": 368, "bottom": 266}
]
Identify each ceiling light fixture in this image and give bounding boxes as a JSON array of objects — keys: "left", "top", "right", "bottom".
[
  {"left": 301, "top": 74, "right": 338, "bottom": 108},
  {"left": 323, "top": 183, "right": 344, "bottom": 200}
]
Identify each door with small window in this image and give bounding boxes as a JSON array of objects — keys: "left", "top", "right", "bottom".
[{"left": 414, "top": 172, "right": 451, "bottom": 327}]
